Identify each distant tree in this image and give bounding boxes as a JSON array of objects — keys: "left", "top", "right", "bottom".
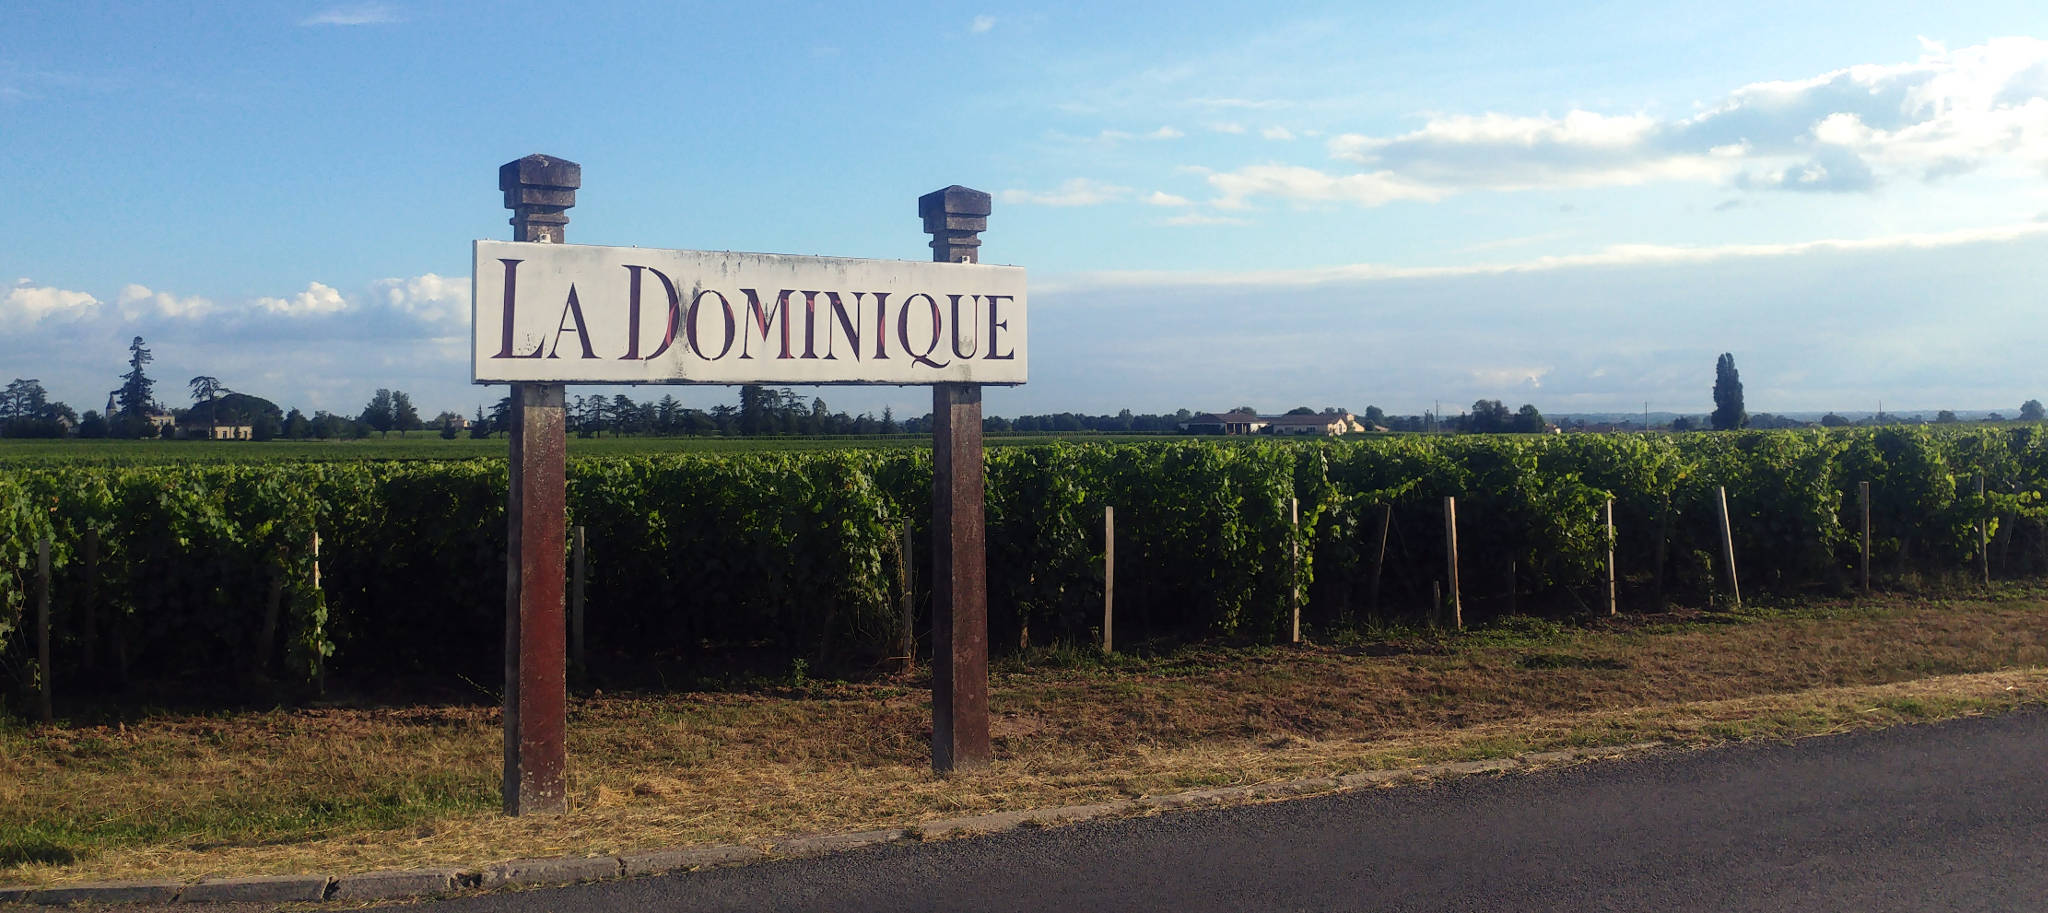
[
  {"left": 360, "top": 389, "right": 396, "bottom": 437},
  {"left": 392, "top": 391, "right": 420, "bottom": 436},
  {"left": 1231, "top": 405, "right": 1257, "bottom": 416},
  {"left": 1711, "top": 353, "right": 1747, "bottom": 431},
  {"left": 1988, "top": 412, "right": 2007, "bottom": 422},
  {"left": 1362, "top": 405, "right": 1386, "bottom": 427},
  {"left": 1820, "top": 412, "right": 1850, "bottom": 428},
  {"left": 284, "top": 408, "right": 310, "bottom": 439},
  {"left": 611, "top": 395, "right": 640, "bottom": 434},
  {"left": 1285, "top": 406, "right": 1317, "bottom": 415},
  {"left": 2022, "top": 400, "right": 2046, "bottom": 422},
  {"left": 1466, "top": 399, "right": 1512, "bottom": 434},
  {"left": 78, "top": 409, "right": 107, "bottom": 438},
  {"left": 188, "top": 375, "right": 226, "bottom": 434},
  {"left": 116, "top": 336, "right": 157, "bottom": 438},
  {"left": 881, "top": 405, "right": 899, "bottom": 434},
  {"left": 1672, "top": 416, "right": 1696, "bottom": 431},
  {"left": 468, "top": 406, "right": 492, "bottom": 439},
  {"left": 1513, "top": 403, "right": 1545, "bottom": 434},
  {"left": 1935, "top": 410, "right": 1959, "bottom": 424},
  {"left": 2, "top": 378, "right": 48, "bottom": 421}
]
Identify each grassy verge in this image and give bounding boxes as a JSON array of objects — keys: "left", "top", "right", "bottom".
[{"left": 4, "top": 589, "right": 2047, "bottom": 886}]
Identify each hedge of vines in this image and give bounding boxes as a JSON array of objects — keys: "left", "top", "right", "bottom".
[{"left": 3, "top": 426, "right": 2046, "bottom": 703}]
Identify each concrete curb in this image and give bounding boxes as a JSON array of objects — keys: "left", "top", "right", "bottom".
[{"left": 0, "top": 740, "right": 1661, "bottom": 906}]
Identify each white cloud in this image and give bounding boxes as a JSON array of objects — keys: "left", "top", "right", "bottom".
[
  {"left": 301, "top": 3, "right": 401, "bottom": 26},
  {"left": 970, "top": 15, "right": 995, "bottom": 34},
  {"left": 254, "top": 281, "right": 348, "bottom": 316},
  {"left": 1214, "top": 37, "right": 2048, "bottom": 209},
  {"left": 1148, "top": 126, "right": 1185, "bottom": 139},
  {"left": 372, "top": 273, "right": 469, "bottom": 324},
  {"left": 1163, "top": 213, "right": 1251, "bottom": 226},
  {"left": 2, "top": 280, "right": 99, "bottom": 325},
  {"left": 1209, "top": 122, "right": 1247, "bottom": 134},
  {"left": 1207, "top": 164, "right": 1445, "bottom": 209},
  {"left": 1144, "top": 191, "right": 1194, "bottom": 207},
  {"left": 117, "top": 284, "right": 214, "bottom": 319},
  {"left": 1189, "top": 97, "right": 1292, "bottom": 110},
  {"left": 998, "top": 178, "right": 1132, "bottom": 206},
  {"left": 1040, "top": 220, "right": 2048, "bottom": 290},
  {"left": 1261, "top": 126, "right": 1296, "bottom": 141}
]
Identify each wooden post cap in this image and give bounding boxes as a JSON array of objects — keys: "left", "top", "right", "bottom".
[
  {"left": 501, "top": 155, "right": 580, "bottom": 243},
  {"left": 919, "top": 185, "right": 990, "bottom": 263}
]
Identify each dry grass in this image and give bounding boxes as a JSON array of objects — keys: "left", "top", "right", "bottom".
[{"left": 5, "top": 590, "right": 2048, "bottom": 887}]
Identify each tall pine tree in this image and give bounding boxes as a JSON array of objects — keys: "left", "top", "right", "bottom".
[{"left": 1711, "top": 352, "right": 1747, "bottom": 431}]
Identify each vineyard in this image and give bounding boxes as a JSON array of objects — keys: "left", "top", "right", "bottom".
[{"left": 3, "top": 426, "right": 2046, "bottom": 707}]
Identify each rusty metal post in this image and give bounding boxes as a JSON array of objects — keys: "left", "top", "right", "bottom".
[
  {"left": 921, "top": 184, "right": 992, "bottom": 774},
  {"left": 501, "top": 154, "right": 577, "bottom": 816}
]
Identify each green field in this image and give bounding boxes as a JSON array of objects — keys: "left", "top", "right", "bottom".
[{"left": 0, "top": 432, "right": 1185, "bottom": 464}]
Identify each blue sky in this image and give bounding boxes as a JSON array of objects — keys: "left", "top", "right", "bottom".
[{"left": 6, "top": 1, "right": 2048, "bottom": 420}]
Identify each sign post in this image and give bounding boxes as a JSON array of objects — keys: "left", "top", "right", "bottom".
[
  {"left": 481, "top": 159, "right": 1022, "bottom": 810},
  {"left": 923, "top": 186, "right": 993, "bottom": 773},
  {"left": 499, "top": 154, "right": 576, "bottom": 816}
]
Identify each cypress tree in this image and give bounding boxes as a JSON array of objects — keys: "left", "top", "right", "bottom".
[{"left": 1711, "top": 353, "right": 1747, "bottom": 431}]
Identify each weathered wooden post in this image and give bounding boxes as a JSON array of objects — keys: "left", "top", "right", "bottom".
[
  {"left": 35, "top": 537, "right": 52, "bottom": 723},
  {"left": 1444, "top": 496, "right": 1463, "bottom": 631},
  {"left": 1366, "top": 503, "right": 1390, "bottom": 620},
  {"left": 922, "top": 185, "right": 994, "bottom": 774},
  {"left": 1716, "top": 486, "right": 1741, "bottom": 610},
  {"left": 1102, "top": 506, "right": 1115, "bottom": 654},
  {"left": 1604, "top": 498, "right": 1617, "bottom": 616},
  {"left": 501, "top": 154, "right": 576, "bottom": 815},
  {"left": 1978, "top": 472, "right": 1991, "bottom": 587},
  {"left": 1289, "top": 497, "right": 1301, "bottom": 644}
]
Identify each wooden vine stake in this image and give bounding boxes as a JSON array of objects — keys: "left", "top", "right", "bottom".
[
  {"left": 1715, "top": 486, "right": 1741, "bottom": 610},
  {"left": 1444, "top": 496, "right": 1463, "bottom": 631},
  {"left": 36, "top": 537, "right": 52, "bottom": 723},
  {"left": 1858, "top": 481, "right": 1871, "bottom": 596},
  {"left": 1102, "top": 506, "right": 1115, "bottom": 654},
  {"left": 1366, "top": 503, "right": 1390, "bottom": 620},
  {"left": 1978, "top": 472, "right": 1990, "bottom": 587},
  {"left": 1604, "top": 498, "right": 1617, "bottom": 616},
  {"left": 1289, "top": 497, "right": 1301, "bottom": 644}
]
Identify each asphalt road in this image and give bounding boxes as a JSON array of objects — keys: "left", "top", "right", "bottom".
[{"left": 243, "top": 708, "right": 2033, "bottom": 911}]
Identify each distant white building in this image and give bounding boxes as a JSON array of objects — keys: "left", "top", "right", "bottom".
[
  {"left": 1264, "top": 413, "right": 1363, "bottom": 436},
  {"left": 1179, "top": 411, "right": 1268, "bottom": 434}
]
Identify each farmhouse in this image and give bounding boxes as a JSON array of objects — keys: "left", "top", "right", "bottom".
[
  {"left": 1179, "top": 411, "right": 1268, "bottom": 435},
  {"left": 1265, "top": 413, "right": 1364, "bottom": 436}
]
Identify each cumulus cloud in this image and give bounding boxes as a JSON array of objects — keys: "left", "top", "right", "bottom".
[
  {"left": 2, "top": 280, "right": 99, "bottom": 325},
  {"left": 1144, "top": 191, "right": 1194, "bottom": 207},
  {"left": 1148, "top": 125, "right": 1185, "bottom": 139},
  {"left": 1211, "top": 37, "right": 2048, "bottom": 208},
  {"left": 254, "top": 281, "right": 348, "bottom": 316},
  {"left": 970, "top": 15, "right": 994, "bottom": 34},
  {"left": 117, "top": 284, "right": 214, "bottom": 319},
  {"left": 371, "top": 273, "right": 468, "bottom": 324},
  {"left": 1208, "top": 164, "right": 1444, "bottom": 209},
  {"left": 1209, "top": 122, "right": 1247, "bottom": 134},
  {"left": 999, "top": 178, "right": 1132, "bottom": 206},
  {"left": 301, "top": 3, "right": 401, "bottom": 26},
  {"left": 1261, "top": 126, "right": 1296, "bottom": 141}
]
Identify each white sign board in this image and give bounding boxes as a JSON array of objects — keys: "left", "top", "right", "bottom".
[{"left": 471, "top": 241, "right": 1026, "bottom": 386}]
